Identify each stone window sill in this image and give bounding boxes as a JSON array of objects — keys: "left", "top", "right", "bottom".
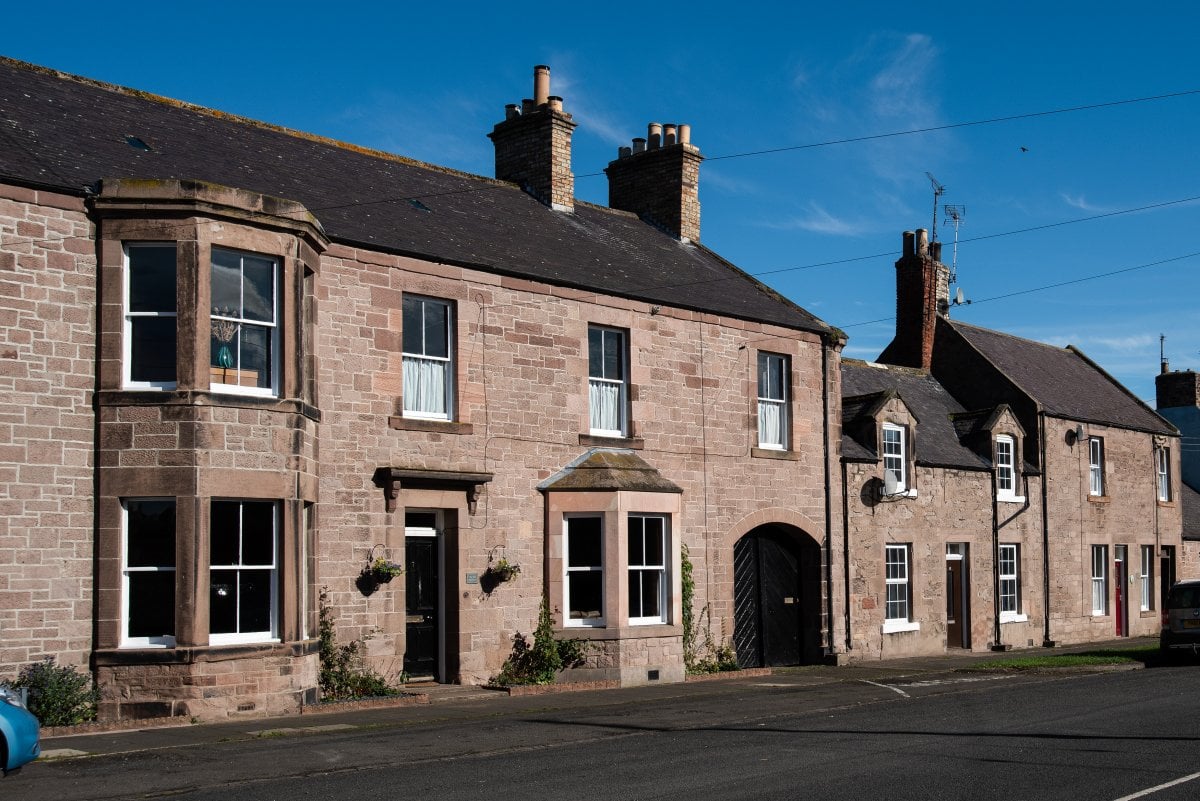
[
  {"left": 389, "top": 416, "right": 474, "bottom": 435},
  {"left": 1087, "top": 494, "right": 1111, "bottom": 504},
  {"left": 578, "top": 433, "right": 644, "bottom": 450},
  {"left": 752, "top": 447, "right": 800, "bottom": 461},
  {"left": 881, "top": 620, "right": 920, "bottom": 634}
]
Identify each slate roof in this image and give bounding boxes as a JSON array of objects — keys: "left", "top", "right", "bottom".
[
  {"left": 538, "top": 450, "right": 683, "bottom": 493},
  {"left": 0, "top": 58, "right": 830, "bottom": 335},
  {"left": 840, "top": 360, "right": 989, "bottom": 470},
  {"left": 947, "top": 320, "right": 1174, "bottom": 435}
]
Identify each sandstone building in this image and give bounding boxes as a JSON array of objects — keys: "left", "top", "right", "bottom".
[
  {"left": 0, "top": 60, "right": 845, "bottom": 719},
  {"left": 846, "top": 230, "right": 1183, "bottom": 657}
]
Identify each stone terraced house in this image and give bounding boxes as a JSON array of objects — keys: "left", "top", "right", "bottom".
[
  {"left": 0, "top": 57, "right": 1184, "bottom": 721},
  {"left": 0, "top": 60, "right": 847, "bottom": 720},
  {"left": 845, "top": 229, "right": 1184, "bottom": 658}
]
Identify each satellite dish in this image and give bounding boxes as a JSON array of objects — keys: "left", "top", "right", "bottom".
[{"left": 956, "top": 287, "right": 965, "bottom": 305}]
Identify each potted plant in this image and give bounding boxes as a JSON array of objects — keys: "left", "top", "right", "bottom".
[
  {"left": 488, "top": 557, "right": 521, "bottom": 583},
  {"left": 369, "top": 556, "right": 404, "bottom": 584}
]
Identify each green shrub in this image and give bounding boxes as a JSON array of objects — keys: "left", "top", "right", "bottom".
[
  {"left": 682, "top": 545, "right": 740, "bottom": 674},
  {"left": 494, "top": 597, "right": 587, "bottom": 686},
  {"left": 318, "top": 589, "right": 404, "bottom": 701},
  {"left": 12, "top": 657, "right": 98, "bottom": 726}
]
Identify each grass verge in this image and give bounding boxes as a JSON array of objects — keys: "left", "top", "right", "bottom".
[{"left": 961, "top": 646, "right": 1157, "bottom": 671}]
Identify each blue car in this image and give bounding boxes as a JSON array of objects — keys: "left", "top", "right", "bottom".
[{"left": 0, "top": 686, "right": 40, "bottom": 775}]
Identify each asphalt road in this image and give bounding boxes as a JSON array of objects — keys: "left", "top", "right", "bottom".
[{"left": 7, "top": 662, "right": 1200, "bottom": 800}]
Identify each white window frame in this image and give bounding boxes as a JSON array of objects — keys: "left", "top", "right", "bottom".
[
  {"left": 209, "top": 500, "right": 280, "bottom": 645},
  {"left": 564, "top": 515, "right": 605, "bottom": 627},
  {"left": 998, "top": 543, "right": 1027, "bottom": 623},
  {"left": 628, "top": 514, "right": 668, "bottom": 625},
  {"left": 882, "top": 423, "right": 911, "bottom": 495},
  {"left": 757, "top": 352, "right": 788, "bottom": 450},
  {"left": 1091, "top": 544, "right": 1108, "bottom": 616},
  {"left": 123, "top": 243, "right": 177, "bottom": 390},
  {"left": 1156, "top": 447, "right": 1171, "bottom": 502},
  {"left": 1140, "top": 544, "right": 1154, "bottom": 612},
  {"left": 121, "top": 498, "right": 177, "bottom": 648},
  {"left": 402, "top": 295, "right": 454, "bottom": 421},
  {"left": 210, "top": 247, "right": 279, "bottom": 398},
  {"left": 883, "top": 543, "right": 918, "bottom": 633},
  {"left": 588, "top": 326, "right": 628, "bottom": 437},
  {"left": 995, "top": 435, "right": 1023, "bottom": 502},
  {"left": 1088, "top": 437, "right": 1105, "bottom": 496}
]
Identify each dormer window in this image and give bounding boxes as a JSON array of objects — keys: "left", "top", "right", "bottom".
[
  {"left": 995, "top": 434, "right": 1023, "bottom": 502},
  {"left": 882, "top": 423, "right": 907, "bottom": 493}
]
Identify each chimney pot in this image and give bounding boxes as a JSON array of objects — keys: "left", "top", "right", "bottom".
[
  {"left": 632, "top": 137, "right": 646, "bottom": 153},
  {"left": 902, "top": 231, "right": 915, "bottom": 257},
  {"left": 930, "top": 241, "right": 942, "bottom": 262},
  {"left": 648, "top": 122, "right": 663, "bottom": 149},
  {"left": 534, "top": 65, "right": 550, "bottom": 106},
  {"left": 915, "top": 228, "right": 929, "bottom": 258},
  {"left": 521, "top": 98, "right": 535, "bottom": 114},
  {"left": 619, "top": 146, "right": 632, "bottom": 158},
  {"left": 547, "top": 95, "right": 563, "bottom": 112},
  {"left": 505, "top": 103, "right": 520, "bottom": 120},
  {"left": 678, "top": 124, "right": 691, "bottom": 145},
  {"left": 664, "top": 124, "right": 677, "bottom": 146}
]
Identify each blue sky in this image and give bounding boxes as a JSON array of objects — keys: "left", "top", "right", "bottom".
[{"left": 5, "top": 3, "right": 1199, "bottom": 401}]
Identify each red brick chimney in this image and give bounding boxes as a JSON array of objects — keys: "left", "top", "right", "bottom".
[
  {"left": 605, "top": 122, "right": 703, "bottom": 242},
  {"left": 489, "top": 65, "right": 577, "bottom": 211},
  {"left": 878, "top": 229, "right": 950, "bottom": 370}
]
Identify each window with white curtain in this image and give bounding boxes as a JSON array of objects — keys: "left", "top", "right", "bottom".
[
  {"left": 757, "top": 352, "right": 788, "bottom": 449},
  {"left": 402, "top": 295, "right": 453, "bottom": 420},
  {"left": 588, "top": 325, "right": 627, "bottom": 436}
]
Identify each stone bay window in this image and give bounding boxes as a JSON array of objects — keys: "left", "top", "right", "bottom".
[{"left": 92, "top": 179, "right": 326, "bottom": 720}]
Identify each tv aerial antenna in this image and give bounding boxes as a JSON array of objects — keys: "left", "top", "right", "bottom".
[
  {"left": 925, "top": 172, "right": 945, "bottom": 244},
  {"left": 943, "top": 204, "right": 966, "bottom": 284}
]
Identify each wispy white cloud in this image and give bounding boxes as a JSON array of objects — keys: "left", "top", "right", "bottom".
[
  {"left": 760, "top": 202, "right": 862, "bottom": 236},
  {"left": 1060, "top": 192, "right": 1109, "bottom": 213}
]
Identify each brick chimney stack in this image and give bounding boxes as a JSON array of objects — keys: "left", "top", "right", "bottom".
[
  {"left": 605, "top": 121, "right": 703, "bottom": 242},
  {"left": 878, "top": 229, "right": 951, "bottom": 370},
  {"left": 489, "top": 65, "right": 577, "bottom": 212}
]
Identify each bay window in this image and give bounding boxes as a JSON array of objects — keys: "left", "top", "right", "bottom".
[
  {"left": 210, "top": 500, "right": 279, "bottom": 644},
  {"left": 210, "top": 248, "right": 278, "bottom": 395},
  {"left": 629, "top": 515, "right": 668, "bottom": 625},
  {"left": 124, "top": 243, "right": 177, "bottom": 388},
  {"left": 565, "top": 515, "right": 605, "bottom": 626},
  {"left": 122, "top": 499, "right": 176, "bottom": 647}
]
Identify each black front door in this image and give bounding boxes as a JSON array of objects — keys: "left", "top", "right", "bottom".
[
  {"left": 404, "top": 533, "right": 439, "bottom": 679},
  {"left": 733, "top": 527, "right": 805, "bottom": 667}
]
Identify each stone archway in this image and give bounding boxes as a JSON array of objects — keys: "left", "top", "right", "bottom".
[{"left": 732, "top": 524, "right": 822, "bottom": 667}]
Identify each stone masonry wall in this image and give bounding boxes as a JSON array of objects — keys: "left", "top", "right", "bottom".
[
  {"left": 0, "top": 185, "right": 96, "bottom": 679},
  {"left": 314, "top": 242, "right": 838, "bottom": 684},
  {"left": 845, "top": 458, "right": 1044, "bottom": 660},
  {"left": 1042, "top": 418, "right": 1183, "bottom": 644}
]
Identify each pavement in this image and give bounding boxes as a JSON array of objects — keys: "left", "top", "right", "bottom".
[{"left": 35, "top": 636, "right": 1158, "bottom": 763}]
